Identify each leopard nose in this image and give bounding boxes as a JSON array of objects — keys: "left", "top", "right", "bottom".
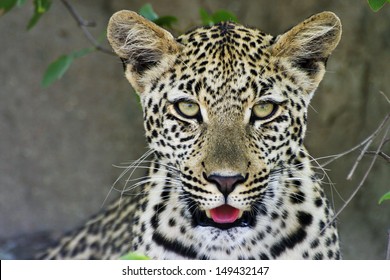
[{"left": 206, "top": 174, "right": 246, "bottom": 198}]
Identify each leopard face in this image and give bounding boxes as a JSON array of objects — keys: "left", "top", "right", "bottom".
[
  {"left": 105, "top": 10, "right": 342, "bottom": 259},
  {"left": 140, "top": 24, "right": 310, "bottom": 229}
]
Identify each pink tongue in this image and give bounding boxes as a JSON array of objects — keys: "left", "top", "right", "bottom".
[{"left": 210, "top": 205, "right": 240, "bottom": 224}]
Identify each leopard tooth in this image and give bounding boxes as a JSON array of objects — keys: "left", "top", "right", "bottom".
[
  {"left": 205, "top": 210, "right": 211, "bottom": 219},
  {"left": 238, "top": 210, "right": 244, "bottom": 219}
]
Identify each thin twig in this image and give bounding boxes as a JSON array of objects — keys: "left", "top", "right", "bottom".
[
  {"left": 323, "top": 123, "right": 390, "bottom": 233},
  {"left": 321, "top": 113, "right": 390, "bottom": 167},
  {"left": 346, "top": 137, "right": 374, "bottom": 180},
  {"left": 364, "top": 151, "right": 390, "bottom": 163},
  {"left": 60, "top": 0, "right": 114, "bottom": 55},
  {"left": 380, "top": 91, "right": 390, "bottom": 104}
]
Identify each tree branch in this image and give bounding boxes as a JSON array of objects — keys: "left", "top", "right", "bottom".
[
  {"left": 320, "top": 113, "right": 390, "bottom": 167},
  {"left": 60, "top": 0, "right": 114, "bottom": 55},
  {"left": 364, "top": 150, "right": 390, "bottom": 163},
  {"left": 322, "top": 121, "right": 390, "bottom": 234}
]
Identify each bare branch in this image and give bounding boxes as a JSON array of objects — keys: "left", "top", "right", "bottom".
[
  {"left": 346, "top": 136, "right": 374, "bottom": 180},
  {"left": 380, "top": 91, "right": 390, "bottom": 104},
  {"left": 364, "top": 151, "right": 390, "bottom": 163},
  {"left": 321, "top": 113, "right": 390, "bottom": 167},
  {"left": 323, "top": 122, "right": 390, "bottom": 233},
  {"left": 60, "top": 0, "right": 114, "bottom": 55}
]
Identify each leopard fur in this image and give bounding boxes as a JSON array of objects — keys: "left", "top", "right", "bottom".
[{"left": 39, "top": 10, "right": 342, "bottom": 260}]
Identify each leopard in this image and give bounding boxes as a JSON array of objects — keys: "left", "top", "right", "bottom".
[{"left": 39, "top": 10, "right": 342, "bottom": 260}]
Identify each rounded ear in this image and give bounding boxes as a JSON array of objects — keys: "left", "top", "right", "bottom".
[
  {"left": 272, "top": 12, "right": 342, "bottom": 86},
  {"left": 107, "top": 10, "right": 181, "bottom": 93}
]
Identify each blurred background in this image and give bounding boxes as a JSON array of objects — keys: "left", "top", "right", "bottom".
[{"left": 0, "top": 0, "right": 389, "bottom": 259}]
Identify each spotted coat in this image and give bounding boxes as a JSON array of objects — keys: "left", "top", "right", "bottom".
[{"left": 39, "top": 10, "right": 342, "bottom": 260}]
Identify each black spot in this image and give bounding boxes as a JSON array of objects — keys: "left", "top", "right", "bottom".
[
  {"left": 296, "top": 211, "right": 313, "bottom": 227},
  {"left": 292, "top": 179, "right": 301, "bottom": 187},
  {"left": 289, "top": 191, "right": 305, "bottom": 204},
  {"left": 132, "top": 216, "right": 140, "bottom": 226},
  {"left": 194, "top": 81, "right": 202, "bottom": 95},
  {"left": 314, "top": 197, "right": 323, "bottom": 207},
  {"left": 270, "top": 228, "right": 307, "bottom": 258},
  {"left": 335, "top": 251, "right": 341, "bottom": 260},
  {"left": 150, "top": 203, "right": 167, "bottom": 229},
  {"left": 70, "top": 246, "right": 80, "bottom": 258},
  {"left": 152, "top": 232, "right": 198, "bottom": 259},
  {"left": 87, "top": 221, "right": 101, "bottom": 235},
  {"left": 251, "top": 81, "right": 258, "bottom": 94},
  {"left": 198, "top": 67, "right": 206, "bottom": 74},
  {"left": 331, "top": 233, "right": 338, "bottom": 244},
  {"left": 310, "top": 239, "right": 320, "bottom": 249},
  {"left": 153, "top": 104, "right": 159, "bottom": 114},
  {"left": 259, "top": 253, "right": 269, "bottom": 260},
  {"left": 168, "top": 218, "right": 176, "bottom": 227},
  {"left": 313, "top": 253, "right": 324, "bottom": 260},
  {"left": 257, "top": 231, "right": 265, "bottom": 241},
  {"left": 319, "top": 221, "right": 326, "bottom": 235},
  {"left": 271, "top": 212, "right": 279, "bottom": 220}
]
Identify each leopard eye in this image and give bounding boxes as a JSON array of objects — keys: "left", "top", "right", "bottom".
[
  {"left": 252, "top": 103, "right": 277, "bottom": 120},
  {"left": 175, "top": 101, "right": 200, "bottom": 119}
]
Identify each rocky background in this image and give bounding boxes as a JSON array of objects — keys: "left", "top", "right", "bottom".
[{"left": 0, "top": 0, "right": 389, "bottom": 259}]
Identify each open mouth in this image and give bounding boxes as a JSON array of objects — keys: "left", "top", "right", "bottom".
[{"left": 193, "top": 204, "right": 255, "bottom": 230}]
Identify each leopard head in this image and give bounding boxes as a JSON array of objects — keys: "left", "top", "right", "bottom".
[{"left": 107, "top": 11, "right": 341, "bottom": 233}]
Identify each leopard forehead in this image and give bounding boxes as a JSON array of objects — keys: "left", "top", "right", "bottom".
[
  {"left": 144, "top": 22, "right": 293, "bottom": 119},
  {"left": 177, "top": 22, "right": 275, "bottom": 77},
  {"left": 175, "top": 23, "right": 276, "bottom": 103}
]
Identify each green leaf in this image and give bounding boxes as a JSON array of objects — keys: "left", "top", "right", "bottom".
[
  {"left": 0, "top": 0, "right": 28, "bottom": 16},
  {"left": 120, "top": 252, "right": 150, "bottom": 260},
  {"left": 138, "top": 5, "right": 177, "bottom": 29},
  {"left": 71, "top": 47, "right": 95, "bottom": 59},
  {"left": 199, "top": 8, "right": 213, "bottom": 25},
  {"left": 154, "top": 15, "right": 177, "bottom": 28},
  {"left": 378, "top": 191, "right": 390, "bottom": 204},
  {"left": 139, "top": 4, "right": 158, "bottom": 21},
  {"left": 42, "top": 54, "right": 73, "bottom": 87},
  {"left": 368, "top": 0, "right": 389, "bottom": 11},
  {"left": 27, "top": 0, "right": 52, "bottom": 30},
  {"left": 41, "top": 48, "right": 95, "bottom": 87},
  {"left": 199, "top": 8, "right": 238, "bottom": 26},
  {"left": 211, "top": 10, "right": 238, "bottom": 23}
]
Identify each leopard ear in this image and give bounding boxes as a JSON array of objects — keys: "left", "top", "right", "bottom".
[
  {"left": 107, "top": 10, "right": 181, "bottom": 93},
  {"left": 272, "top": 12, "right": 341, "bottom": 89}
]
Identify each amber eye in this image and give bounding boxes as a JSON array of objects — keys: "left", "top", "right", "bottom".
[
  {"left": 175, "top": 101, "right": 200, "bottom": 119},
  {"left": 252, "top": 103, "right": 277, "bottom": 120}
]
